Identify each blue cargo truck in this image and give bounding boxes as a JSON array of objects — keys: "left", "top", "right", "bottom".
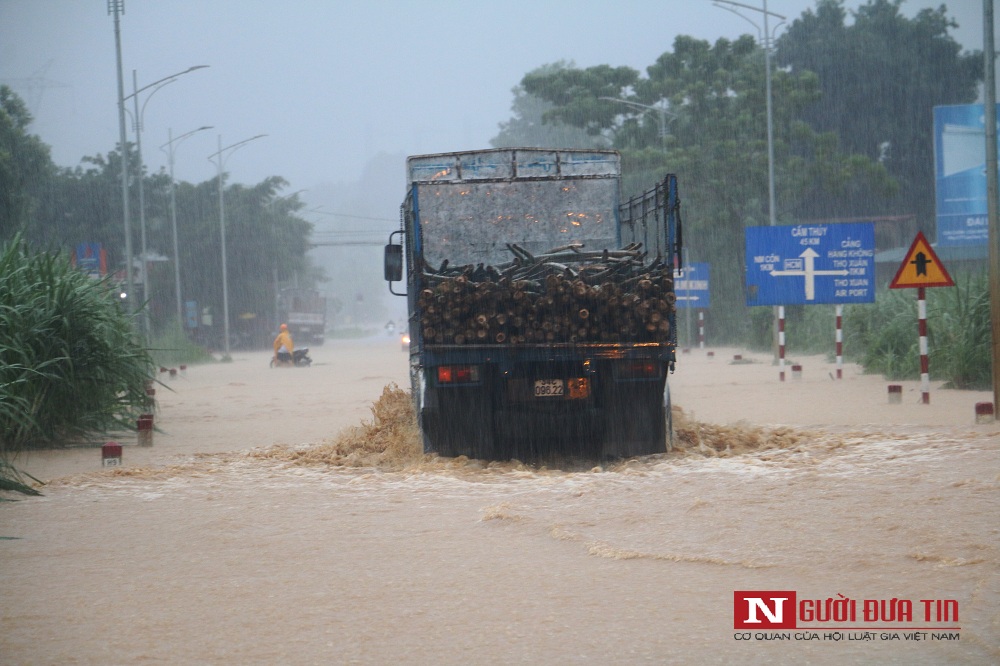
[{"left": 384, "top": 148, "right": 682, "bottom": 460}]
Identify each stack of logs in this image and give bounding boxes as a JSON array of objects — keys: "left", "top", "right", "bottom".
[{"left": 417, "top": 242, "right": 676, "bottom": 345}]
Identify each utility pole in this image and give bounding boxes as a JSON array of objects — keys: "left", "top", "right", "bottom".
[{"left": 984, "top": 0, "right": 1000, "bottom": 420}]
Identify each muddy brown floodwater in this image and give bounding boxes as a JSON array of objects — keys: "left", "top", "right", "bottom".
[{"left": 2, "top": 337, "right": 998, "bottom": 664}]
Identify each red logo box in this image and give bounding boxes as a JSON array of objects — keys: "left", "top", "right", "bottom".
[{"left": 734, "top": 591, "right": 798, "bottom": 629}]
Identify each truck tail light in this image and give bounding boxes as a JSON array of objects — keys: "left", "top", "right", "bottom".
[
  {"left": 437, "top": 365, "right": 480, "bottom": 384},
  {"left": 618, "top": 361, "right": 661, "bottom": 379}
]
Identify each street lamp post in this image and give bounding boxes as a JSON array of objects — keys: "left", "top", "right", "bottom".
[
  {"left": 208, "top": 134, "right": 267, "bottom": 358},
  {"left": 124, "top": 65, "right": 209, "bottom": 339},
  {"left": 712, "top": 0, "right": 785, "bottom": 226},
  {"left": 160, "top": 125, "right": 213, "bottom": 330},
  {"left": 107, "top": 1, "right": 133, "bottom": 311},
  {"left": 713, "top": 0, "right": 785, "bottom": 367},
  {"left": 269, "top": 189, "right": 308, "bottom": 331},
  {"left": 764, "top": 2, "right": 779, "bottom": 229},
  {"left": 598, "top": 96, "right": 675, "bottom": 151}
]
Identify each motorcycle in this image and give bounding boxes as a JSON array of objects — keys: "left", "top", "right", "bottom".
[{"left": 271, "top": 348, "right": 312, "bottom": 368}]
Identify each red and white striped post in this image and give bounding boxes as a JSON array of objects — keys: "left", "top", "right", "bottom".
[
  {"left": 778, "top": 305, "right": 786, "bottom": 382},
  {"left": 137, "top": 413, "right": 154, "bottom": 447},
  {"left": 918, "top": 287, "right": 930, "bottom": 404},
  {"left": 835, "top": 304, "right": 844, "bottom": 379},
  {"left": 102, "top": 442, "right": 122, "bottom": 467},
  {"left": 698, "top": 311, "right": 705, "bottom": 350}
]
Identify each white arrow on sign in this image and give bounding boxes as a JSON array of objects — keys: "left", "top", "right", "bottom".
[{"left": 769, "top": 248, "right": 848, "bottom": 300}]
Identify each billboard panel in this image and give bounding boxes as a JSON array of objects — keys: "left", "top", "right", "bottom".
[
  {"left": 73, "top": 242, "right": 107, "bottom": 278},
  {"left": 933, "top": 104, "right": 995, "bottom": 246}
]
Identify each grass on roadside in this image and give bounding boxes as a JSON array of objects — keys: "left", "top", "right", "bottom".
[{"left": 1, "top": 237, "right": 155, "bottom": 495}]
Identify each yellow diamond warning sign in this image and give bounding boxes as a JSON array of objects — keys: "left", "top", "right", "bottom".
[{"left": 889, "top": 231, "right": 955, "bottom": 289}]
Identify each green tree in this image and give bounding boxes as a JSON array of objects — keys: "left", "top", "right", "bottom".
[
  {"left": 776, "top": 0, "right": 982, "bottom": 228},
  {"left": 512, "top": 34, "right": 894, "bottom": 338},
  {"left": 0, "top": 86, "right": 54, "bottom": 238},
  {"left": 28, "top": 148, "right": 138, "bottom": 266},
  {"left": 0, "top": 88, "right": 320, "bottom": 351},
  {"left": 144, "top": 174, "right": 319, "bottom": 346},
  {"left": 5, "top": 133, "right": 319, "bottom": 347},
  {"left": 493, "top": 62, "right": 611, "bottom": 149}
]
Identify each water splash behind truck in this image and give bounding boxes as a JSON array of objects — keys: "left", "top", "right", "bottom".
[{"left": 384, "top": 148, "right": 681, "bottom": 460}]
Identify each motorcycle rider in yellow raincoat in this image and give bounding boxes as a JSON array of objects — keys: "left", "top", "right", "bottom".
[{"left": 273, "top": 323, "right": 294, "bottom": 366}]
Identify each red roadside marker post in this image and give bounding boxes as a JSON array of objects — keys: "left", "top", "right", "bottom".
[
  {"left": 102, "top": 442, "right": 122, "bottom": 467},
  {"left": 888, "top": 232, "right": 955, "bottom": 404}
]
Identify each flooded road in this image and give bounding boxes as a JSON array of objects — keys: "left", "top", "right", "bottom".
[{"left": 2, "top": 339, "right": 998, "bottom": 664}]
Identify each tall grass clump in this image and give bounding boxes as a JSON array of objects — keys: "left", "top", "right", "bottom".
[
  {"left": 1, "top": 237, "right": 154, "bottom": 493},
  {"left": 928, "top": 272, "right": 991, "bottom": 389},
  {"left": 844, "top": 272, "right": 991, "bottom": 387},
  {"left": 843, "top": 289, "right": 919, "bottom": 380},
  {"left": 744, "top": 307, "right": 775, "bottom": 351}
]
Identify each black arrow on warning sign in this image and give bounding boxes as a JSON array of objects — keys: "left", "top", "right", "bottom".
[{"left": 910, "top": 251, "right": 932, "bottom": 276}]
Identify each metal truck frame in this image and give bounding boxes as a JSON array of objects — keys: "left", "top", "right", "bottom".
[{"left": 385, "top": 148, "right": 681, "bottom": 460}]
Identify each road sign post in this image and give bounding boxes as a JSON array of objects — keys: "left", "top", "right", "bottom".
[
  {"left": 674, "top": 262, "right": 709, "bottom": 348},
  {"left": 835, "top": 304, "right": 844, "bottom": 379},
  {"left": 778, "top": 305, "right": 786, "bottom": 381},
  {"left": 889, "top": 231, "right": 955, "bottom": 404}
]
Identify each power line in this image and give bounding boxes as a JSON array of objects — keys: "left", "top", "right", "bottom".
[
  {"left": 310, "top": 240, "right": 384, "bottom": 247},
  {"left": 307, "top": 210, "right": 396, "bottom": 222}
]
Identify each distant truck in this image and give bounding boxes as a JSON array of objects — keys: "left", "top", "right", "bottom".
[
  {"left": 384, "top": 148, "right": 681, "bottom": 460},
  {"left": 277, "top": 287, "right": 326, "bottom": 345}
]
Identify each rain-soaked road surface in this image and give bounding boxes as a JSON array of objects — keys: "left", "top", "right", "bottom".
[{"left": 1, "top": 339, "right": 997, "bottom": 664}]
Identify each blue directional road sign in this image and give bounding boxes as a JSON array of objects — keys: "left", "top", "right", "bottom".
[
  {"left": 745, "top": 222, "right": 875, "bottom": 306},
  {"left": 184, "top": 300, "right": 199, "bottom": 330},
  {"left": 673, "top": 262, "right": 709, "bottom": 309}
]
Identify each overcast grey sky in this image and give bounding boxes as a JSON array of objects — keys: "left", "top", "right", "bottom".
[{"left": 0, "top": 0, "right": 990, "bottom": 193}]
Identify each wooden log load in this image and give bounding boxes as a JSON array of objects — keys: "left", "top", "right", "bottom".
[{"left": 416, "top": 243, "right": 675, "bottom": 345}]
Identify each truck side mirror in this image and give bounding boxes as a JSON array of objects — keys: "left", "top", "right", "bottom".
[{"left": 384, "top": 243, "right": 403, "bottom": 282}]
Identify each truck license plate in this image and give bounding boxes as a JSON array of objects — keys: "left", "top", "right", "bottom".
[{"left": 534, "top": 379, "right": 565, "bottom": 397}]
